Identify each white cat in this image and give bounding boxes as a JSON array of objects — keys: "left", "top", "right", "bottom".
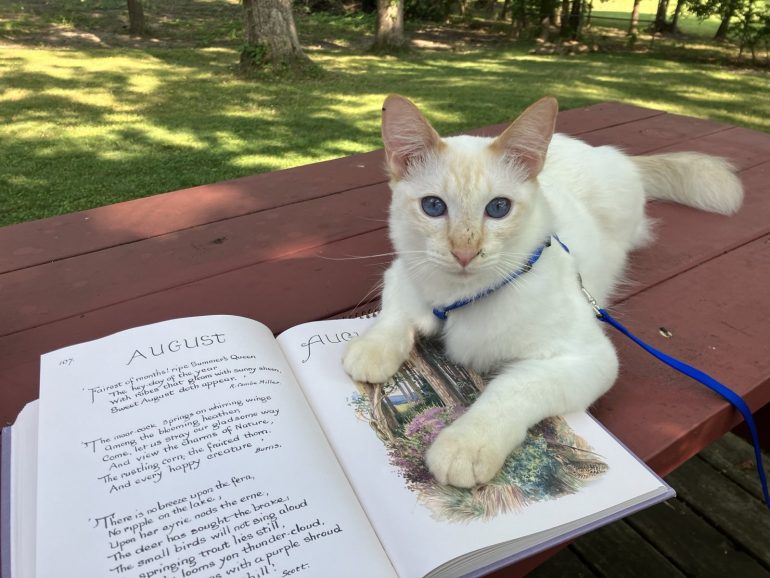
[{"left": 342, "top": 95, "right": 743, "bottom": 488}]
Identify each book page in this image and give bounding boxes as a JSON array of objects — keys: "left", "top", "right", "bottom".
[
  {"left": 278, "top": 317, "right": 669, "bottom": 578},
  {"left": 35, "top": 315, "right": 395, "bottom": 578}
]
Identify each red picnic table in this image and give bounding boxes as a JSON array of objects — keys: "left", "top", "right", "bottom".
[{"left": 1, "top": 102, "right": 769, "bottom": 575}]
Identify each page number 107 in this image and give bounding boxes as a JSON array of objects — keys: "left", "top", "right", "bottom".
[{"left": 59, "top": 358, "right": 74, "bottom": 367}]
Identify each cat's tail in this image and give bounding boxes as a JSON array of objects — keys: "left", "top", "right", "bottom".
[{"left": 633, "top": 152, "right": 743, "bottom": 215}]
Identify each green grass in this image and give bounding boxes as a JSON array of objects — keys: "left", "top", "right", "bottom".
[
  {"left": 589, "top": 0, "right": 720, "bottom": 37},
  {"left": 1, "top": 2, "right": 769, "bottom": 226}
]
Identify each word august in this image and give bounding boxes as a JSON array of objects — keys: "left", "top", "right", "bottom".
[
  {"left": 127, "top": 334, "right": 227, "bottom": 366},
  {"left": 300, "top": 331, "right": 358, "bottom": 364}
]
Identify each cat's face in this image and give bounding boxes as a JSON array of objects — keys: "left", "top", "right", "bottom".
[
  {"left": 389, "top": 138, "right": 539, "bottom": 285},
  {"left": 382, "top": 95, "right": 558, "bottom": 296}
]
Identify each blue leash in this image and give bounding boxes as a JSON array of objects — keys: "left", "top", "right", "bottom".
[
  {"left": 580, "top": 267, "right": 769, "bottom": 509},
  {"left": 433, "top": 235, "right": 770, "bottom": 507}
]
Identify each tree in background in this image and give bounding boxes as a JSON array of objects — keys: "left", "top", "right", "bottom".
[
  {"left": 653, "top": 0, "right": 674, "bottom": 30},
  {"left": 498, "top": 0, "right": 562, "bottom": 38},
  {"left": 729, "top": 0, "right": 770, "bottom": 60},
  {"left": 688, "top": 0, "right": 743, "bottom": 39},
  {"left": 629, "top": 0, "right": 642, "bottom": 35},
  {"left": 374, "top": 0, "right": 407, "bottom": 50},
  {"left": 126, "top": 0, "right": 145, "bottom": 35},
  {"left": 560, "top": 0, "right": 586, "bottom": 38},
  {"left": 241, "top": 0, "right": 311, "bottom": 69}
]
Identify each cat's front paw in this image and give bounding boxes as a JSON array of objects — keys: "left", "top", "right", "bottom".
[
  {"left": 343, "top": 333, "right": 409, "bottom": 384},
  {"left": 425, "top": 419, "right": 523, "bottom": 488}
]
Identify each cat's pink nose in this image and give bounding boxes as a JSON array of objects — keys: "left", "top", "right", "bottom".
[{"left": 451, "top": 248, "right": 479, "bottom": 267}]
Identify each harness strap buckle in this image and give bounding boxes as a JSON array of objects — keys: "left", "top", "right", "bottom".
[{"left": 577, "top": 274, "right": 603, "bottom": 319}]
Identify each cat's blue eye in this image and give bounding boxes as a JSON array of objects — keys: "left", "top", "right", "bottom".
[
  {"left": 421, "top": 196, "right": 447, "bottom": 217},
  {"left": 485, "top": 197, "right": 512, "bottom": 219}
]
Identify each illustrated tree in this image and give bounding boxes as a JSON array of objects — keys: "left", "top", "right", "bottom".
[
  {"left": 241, "top": 0, "right": 311, "bottom": 69},
  {"left": 127, "top": 0, "right": 145, "bottom": 35},
  {"left": 374, "top": 0, "right": 406, "bottom": 50}
]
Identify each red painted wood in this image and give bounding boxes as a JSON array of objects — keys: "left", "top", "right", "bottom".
[
  {"left": 579, "top": 112, "right": 733, "bottom": 156},
  {"left": 644, "top": 125, "right": 770, "bottom": 170},
  {"left": 0, "top": 183, "right": 391, "bottom": 336},
  {"left": 620, "top": 160, "right": 770, "bottom": 300},
  {"left": 0, "top": 150, "right": 385, "bottom": 274},
  {"left": 3, "top": 113, "right": 764, "bottom": 340}
]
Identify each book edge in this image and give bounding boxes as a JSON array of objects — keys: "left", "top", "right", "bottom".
[
  {"left": 1, "top": 425, "right": 12, "bottom": 578},
  {"left": 462, "top": 485, "right": 676, "bottom": 578}
]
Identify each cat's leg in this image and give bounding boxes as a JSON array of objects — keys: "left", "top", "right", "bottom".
[
  {"left": 426, "top": 335, "right": 618, "bottom": 487},
  {"left": 343, "top": 261, "right": 438, "bottom": 384}
]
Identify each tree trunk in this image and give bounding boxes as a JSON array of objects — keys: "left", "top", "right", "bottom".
[
  {"left": 241, "top": 0, "right": 310, "bottom": 69},
  {"left": 628, "top": 0, "right": 641, "bottom": 35},
  {"left": 653, "top": 0, "right": 669, "bottom": 32},
  {"left": 487, "top": 0, "right": 498, "bottom": 19},
  {"left": 568, "top": 0, "right": 583, "bottom": 39},
  {"left": 499, "top": 0, "right": 512, "bottom": 20},
  {"left": 127, "top": 0, "right": 145, "bottom": 35},
  {"left": 559, "top": 0, "right": 571, "bottom": 35},
  {"left": 714, "top": 8, "right": 734, "bottom": 40},
  {"left": 670, "top": 0, "right": 685, "bottom": 31},
  {"left": 374, "top": 0, "right": 406, "bottom": 50}
]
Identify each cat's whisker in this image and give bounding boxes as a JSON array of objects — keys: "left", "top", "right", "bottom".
[
  {"left": 351, "top": 280, "right": 385, "bottom": 315},
  {"left": 317, "top": 250, "right": 427, "bottom": 262}
]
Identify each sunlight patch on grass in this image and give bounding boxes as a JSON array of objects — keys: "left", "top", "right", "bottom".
[
  {"left": 43, "top": 87, "right": 120, "bottom": 109},
  {"left": 0, "top": 88, "right": 33, "bottom": 102}
]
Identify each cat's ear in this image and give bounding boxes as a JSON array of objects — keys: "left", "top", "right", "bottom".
[
  {"left": 381, "top": 95, "right": 443, "bottom": 179},
  {"left": 491, "top": 96, "right": 558, "bottom": 179}
]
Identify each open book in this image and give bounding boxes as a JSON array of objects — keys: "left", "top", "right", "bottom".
[{"left": 1, "top": 315, "right": 673, "bottom": 578}]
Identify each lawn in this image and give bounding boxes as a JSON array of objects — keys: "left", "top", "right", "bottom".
[
  {"left": 589, "top": 0, "right": 721, "bottom": 37},
  {"left": 1, "top": 1, "right": 768, "bottom": 226}
]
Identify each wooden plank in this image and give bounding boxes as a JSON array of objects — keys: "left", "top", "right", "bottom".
[
  {"left": 620, "top": 160, "right": 770, "bottom": 301},
  {"left": 526, "top": 547, "right": 598, "bottom": 578},
  {"left": 3, "top": 126, "right": 766, "bottom": 340},
  {"left": 578, "top": 112, "right": 733, "bottom": 156},
  {"left": 640, "top": 125, "right": 770, "bottom": 171},
  {"left": 0, "top": 149, "right": 385, "bottom": 275},
  {"left": 666, "top": 458, "right": 770, "bottom": 567},
  {"left": 734, "top": 404, "right": 770, "bottom": 454},
  {"left": 698, "top": 432, "right": 770, "bottom": 505},
  {"left": 0, "top": 183, "right": 391, "bottom": 336},
  {"left": 0, "top": 102, "right": 661, "bottom": 275},
  {"left": 626, "top": 497, "right": 769, "bottom": 577},
  {"left": 570, "top": 520, "right": 685, "bottom": 578}
]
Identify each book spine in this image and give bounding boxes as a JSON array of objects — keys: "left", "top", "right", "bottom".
[{"left": 1, "top": 426, "right": 12, "bottom": 578}]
